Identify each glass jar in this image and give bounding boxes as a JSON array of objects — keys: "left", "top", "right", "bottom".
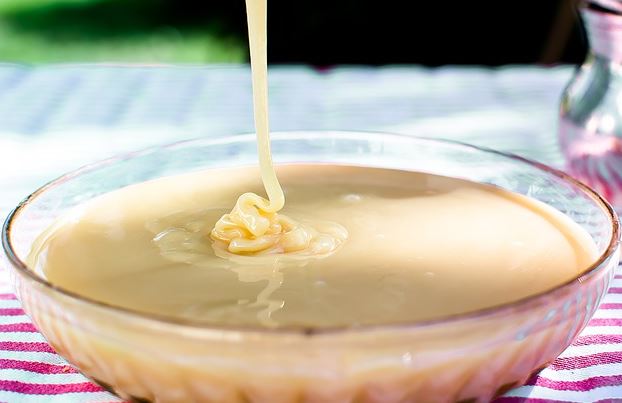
[{"left": 559, "top": 1, "right": 622, "bottom": 215}]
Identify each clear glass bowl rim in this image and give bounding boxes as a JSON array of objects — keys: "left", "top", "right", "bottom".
[{"left": 2, "top": 130, "right": 620, "bottom": 336}]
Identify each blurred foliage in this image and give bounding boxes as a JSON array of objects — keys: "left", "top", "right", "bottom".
[
  {"left": 0, "top": 0, "right": 246, "bottom": 63},
  {"left": 0, "top": 0, "right": 587, "bottom": 65}
]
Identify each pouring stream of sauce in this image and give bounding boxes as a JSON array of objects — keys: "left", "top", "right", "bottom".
[{"left": 211, "top": 0, "right": 346, "bottom": 257}]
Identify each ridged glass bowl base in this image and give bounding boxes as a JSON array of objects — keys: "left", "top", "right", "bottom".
[{"left": 13, "top": 266, "right": 613, "bottom": 403}]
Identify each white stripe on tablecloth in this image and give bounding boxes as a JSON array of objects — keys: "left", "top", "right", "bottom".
[
  {"left": 0, "top": 369, "right": 89, "bottom": 384},
  {"left": 601, "top": 293, "right": 622, "bottom": 304},
  {"left": 0, "top": 351, "right": 66, "bottom": 364},
  {"left": 560, "top": 342, "right": 622, "bottom": 359},
  {"left": 0, "top": 332, "right": 48, "bottom": 343},
  {"left": 0, "top": 315, "right": 30, "bottom": 325},
  {"left": 535, "top": 362, "right": 622, "bottom": 382},
  {"left": 504, "top": 384, "right": 622, "bottom": 401},
  {"left": 577, "top": 326, "right": 622, "bottom": 336},
  {"left": 593, "top": 309, "right": 622, "bottom": 319},
  {"left": 0, "top": 390, "right": 122, "bottom": 403},
  {"left": 0, "top": 301, "right": 24, "bottom": 309}
]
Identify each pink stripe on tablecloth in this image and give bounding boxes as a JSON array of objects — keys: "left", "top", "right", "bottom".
[
  {"left": 526, "top": 374, "right": 622, "bottom": 390},
  {"left": 599, "top": 303, "right": 622, "bottom": 309},
  {"left": 589, "top": 318, "right": 622, "bottom": 326},
  {"left": 0, "top": 294, "right": 16, "bottom": 300},
  {"left": 0, "top": 323, "right": 36, "bottom": 333},
  {"left": 0, "top": 342, "right": 55, "bottom": 353},
  {"left": 549, "top": 351, "right": 622, "bottom": 370},
  {"left": 606, "top": 287, "right": 622, "bottom": 294},
  {"left": 0, "top": 380, "right": 102, "bottom": 394},
  {"left": 573, "top": 334, "right": 622, "bottom": 346},
  {"left": 0, "top": 359, "right": 76, "bottom": 374},
  {"left": 0, "top": 308, "right": 24, "bottom": 316}
]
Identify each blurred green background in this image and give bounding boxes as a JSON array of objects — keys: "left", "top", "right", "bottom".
[
  {"left": 0, "top": 0, "right": 588, "bottom": 65},
  {"left": 0, "top": 0, "right": 246, "bottom": 63}
]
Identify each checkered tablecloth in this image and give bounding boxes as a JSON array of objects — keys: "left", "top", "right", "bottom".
[{"left": 1, "top": 63, "right": 620, "bottom": 402}]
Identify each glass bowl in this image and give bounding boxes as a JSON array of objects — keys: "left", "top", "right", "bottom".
[{"left": 2, "top": 131, "right": 620, "bottom": 403}]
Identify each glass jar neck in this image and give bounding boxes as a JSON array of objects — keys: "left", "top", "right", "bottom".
[{"left": 583, "top": 7, "right": 622, "bottom": 62}]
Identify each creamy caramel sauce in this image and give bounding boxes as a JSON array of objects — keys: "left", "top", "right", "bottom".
[
  {"left": 211, "top": 0, "right": 345, "bottom": 257},
  {"left": 24, "top": 0, "right": 598, "bottom": 331},
  {"left": 28, "top": 165, "right": 598, "bottom": 329}
]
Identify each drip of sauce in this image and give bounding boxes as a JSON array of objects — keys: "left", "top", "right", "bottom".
[{"left": 210, "top": 0, "right": 346, "bottom": 257}]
